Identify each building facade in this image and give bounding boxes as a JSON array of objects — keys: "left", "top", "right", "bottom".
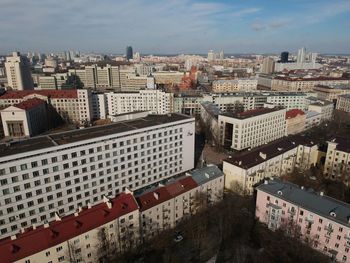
[
  {"left": 256, "top": 179, "right": 350, "bottom": 262},
  {"left": 336, "top": 95, "right": 350, "bottom": 113},
  {"left": 0, "top": 113, "right": 195, "bottom": 238},
  {"left": 285, "top": 109, "right": 306, "bottom": 135},
  {"left": 212, "top": 78, "right": 257, "bottom": 92},
  {"left": 5, "top": 52, "right": 34, "bottom": 90},
  {"left": 218, "top": 107, "right": 286, "bottom": 150}
]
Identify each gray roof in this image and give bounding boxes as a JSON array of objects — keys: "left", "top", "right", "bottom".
[
  {"left": 257, "top": 179, "right": 350, "bottom": 227},
  {"left": 189, "top": 165, "right": 223, "bottom": 185},
  {"left": 200, "top": 101, "right": 221, "bottom": 118}
]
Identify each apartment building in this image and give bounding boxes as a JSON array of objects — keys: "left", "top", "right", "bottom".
[
  {"left": 4, "top": 52, "right": 34, "bottom": 90},
  {"left": 285, "top": 109, "right": 306, "bottom": 135},
  {"left": 91, "top": 92, "right": 107, "bottom": 119},
  {"left": 152, "top": 71, "right": 184, "bottom": 85},
  {"left": 0, "top": 193, "right": 140, "bottom": 263},
  {"left": 223, "top": 136, "right": 319, "bottom": 194},
  {"left": 200, "top": 102, "right": 221, "bottom": 144},
  {"left": 324, "top": 137, "right": 350, "bottom": 182},
  {"left": 106, "top": 90, "right": 173, "bottom": 116},
  {"left": 0, "top": 89, "right": 92, "bottom": 125},
  {"left": 137, "top": 165, "right": 224, "bottom": 239},
  {"left": 258, "top": 74, "right": 350, "bottom": 92},
  {"left": 305, "top": 111, "right": 322, "bottom": 130},
  {"left": 1, "top": 98, "right": 48, "bottom": 137},
  {"left": 313, "top": 85, "right": 350, "bottom": 103},
  {"left": 256, "top": 179, "right": 350, "bottom": 262},
  {"left": 212, "top": 78, "right": 257, "bottom": 92},
  {"left": 218, "top": 107, "right": 286, "bottom": 150},
  {"left": 0, "top": 113, "right": 195, "bottom": 238},
  {"left": 173, "top": 94, "right": 204, "bottom": 115},
  {"left": 308, "top": 100, "right": 334, "bottom": 121},
  {"left": 336, "top": 95, "right": 350, "bottom": 113}
]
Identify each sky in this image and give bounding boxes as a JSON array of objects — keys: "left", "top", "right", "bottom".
[{"left": 1, "top": 0, "right": 350, "bottom": 54}]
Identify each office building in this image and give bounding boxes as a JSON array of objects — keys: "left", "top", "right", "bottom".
[
  {"left": 224, "top": 136, "right": 319, "bottom": 194},
  {"left": 5, "top": 52, "right": 34, "bottom": 90},
  {"left": 280, "top": 52, "right": 289, "bottom": 63},
  {"left": 0, "top": 193, "right": 140, "bottom": 263},
  {"left": 126, "top": 46, "right": 133, "bottom": 61},
  {"left": 256, "top": 179, "right": 350, "bottom": 262},
  {"left": 297, "top": 47, "right": 306, "bottom": 64},
  {"left": 0, "top": 113, "right": 195, "bottom": 238},
  {"left": 336, "top": 94, "right": 350, "bottom": 113},
  {"left": 218, "top": 107, "right": 286, "bottom": 150}
]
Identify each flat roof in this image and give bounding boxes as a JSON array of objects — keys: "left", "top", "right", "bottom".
[
  {"left": 257, "top": 179, "right": 350, "bottom": 227},
  {"left": 0, "top": 113, "right": 192, "bottom": 158},
  {"left": 221, "top": 107, "right": 284, "bottom": 119}
]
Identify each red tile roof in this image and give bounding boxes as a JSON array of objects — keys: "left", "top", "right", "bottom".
[
  {"left": 286, "top": 109, "right": 305, "bottom": 119},
  {"left": 136, "top": 177, "right": 198, "bottom": 211},
  {"left": 0, "top": 90, "right": 78, "bottom": 100},
  {"left": 0, "top": 193, "right": 138, "bottom": 263},
  {"left": 13, "top": 98, "right": 46, "bottom": 110}
]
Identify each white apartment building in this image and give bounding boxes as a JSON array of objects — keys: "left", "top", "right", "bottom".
[
  {"left": 1, "top": 98, "right": 48, "bottom": 137},
  {"left": 91, "top": 92, "right": 107, "bottom": 119},
  {"left": 106, "top": 90, "right": 173, "bottom": 116},
  {"left": 137, "top": 165, "right": 224, "bottom": 239},
  {"left": 0, "top": 113, "right": 195, "bottom": 238},
  {"left": 212, "top": 78, "right": 258, "bottom": 92},
  {"left": 223, "top": 136, "right": 320, "bottom": 194},
  {"left": 308, "top": 100, "right": 334, "bottom": 121},
  {"left": 5, "top": 52, "right": 34, "bottom": 90},
  {"left": 0, "top": 89, "right": 92, "bottom": 125},
  {"left": 305, "top": 111, "right": 322, "bottom": 130},
  {"left": 0, "top": 193, "right": 140, "bottom": 263},
  {"left": 324, "top": 137, "right": 350, "bottom": 181},
  {"left": 218, "top": 107, "right": 286, "bottom": 150},
  {"left": 336, "top": 94, "right": 350, "bottom": 113}
]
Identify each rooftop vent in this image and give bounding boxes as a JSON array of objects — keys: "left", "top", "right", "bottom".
[
  {"left": 106, "top": 200, "right": 112, "bottom": 209},
  {"left": 320, "top": 191, "right": 324, "bottom": 196},
  {"left": 277, "top": 190, "right": 283, "bottom": 195},
  {"left": 154, "top": 192, "right": 159, "bottom": 200},
  {"left": 55, "top": 212, "right": 62, "bottom": 221},
  {"left": 205, "top": 173, "right": 210, "bottom": 179},
  {"left": 264, "top": 180, "right": 268, "bottom": 185},
  {"left": 259, "top": 152, "right": 267, "bottom": 160},
  {"left": 330, "top": 211, "right": 336, "bottom": 217},
  {"left": 44, "top": 220, "right": 49, "bottom": 228},
  {"left": 10, "top": 235, "right": 17, "bottom": 241}
]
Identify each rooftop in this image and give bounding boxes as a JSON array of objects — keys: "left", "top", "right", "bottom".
[
  {"left": 221, "top": 107, "right": 284, "bottom": 119},
  {"left": 0, "top": 90, "right": 78, "bottom": 100},
  {"left": 224, "top": 135, "right": 317, "bottom": 169},
  {"left": 12, "top": 98, "right": 46, "bottom": 111},
  {"left": 286, "top": 109, "right": 305, "bottom": 119},
  {"left": 0, "top": 113, "right": 192, "bottom": 158},
  {"left": 274, "top": 76, "right": 350, "bottom": 82},
  {"left": 189, "top": 165, "right": 223, "bottom": 186},
  {"left": 0, "top": 193, "right": 138, "bottom": 263},
  {"left": 328, "top": 137, "right": 350, "bottom": 153},
  {"left": 257, "top": 179, "right": 350, "bottom": 228},
  {"left": 200, "top": 101, "right": 221, "bottom": 118}
]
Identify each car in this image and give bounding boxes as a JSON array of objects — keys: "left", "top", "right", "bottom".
[{"left": 174, "top": 234, "right": 183, "bottom": 242}]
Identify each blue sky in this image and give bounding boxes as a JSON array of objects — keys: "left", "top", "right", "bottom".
[{"left": 1, "top": 0, "right": 350, "bottom": 54}]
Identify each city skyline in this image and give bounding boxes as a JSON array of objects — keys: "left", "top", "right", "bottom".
[{"left": 1, "top": 0, "right": 350, "bottom": 54}]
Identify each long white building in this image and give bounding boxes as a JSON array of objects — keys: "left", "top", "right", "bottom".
[
  {"left": 218, "top": 107, "right": 286, "bottom": 150},
  {"left": 0, "top": 113, "right": 195, "bottom": 238}
]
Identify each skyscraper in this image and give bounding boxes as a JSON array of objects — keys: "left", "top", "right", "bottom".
[
  {"left": 261, "top": 57, "right": 275, "bottom": 74},
  {"left": 126, "top": 46, "right": 133, "bottom": 61},
  {"left": 280, "top": 52, "right": 289, "bottom": 63},
  {"left": 207, "top": 50, "right": 215, "bottom": 61},
  {"left": 5, "top": 52, "right": 34, "bottom": 90},
  {"left": 297, "top": 47, "right": 306, "bottom": 64}
]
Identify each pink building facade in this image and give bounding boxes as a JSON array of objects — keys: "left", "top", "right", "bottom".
[{"left": 256, "top": 179, "right": 350, "bottom": 262}]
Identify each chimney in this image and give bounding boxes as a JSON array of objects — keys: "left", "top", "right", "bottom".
[
  {"left": 55, "top": 212, "right": 62, "bottom": 221},
  {"left": 78, "top": 206, "right": 82, "bottom": 212},
  {"left": 153, "top": 192, "right": 159, "bottom": 200},
  {"left": 32, "top": 223, "right": 36, "bottom": 230},
  {"left": 238, "top": 161, "right": 242, "bottom": 165},
  {"left": 259, "top": 152, "right": 267, "bottom": 160},
  {"left": 20, "top": 228, "right": 25, "bottom": 234},
  {"left": 10, "top": 235, "right": 17, "bottom": 240},
  {"left": 74, "top": 211, "right": 79, "bottom": 217},
  {"left": 44, "top": 222, "right": 49, "bottom": 228},
  {"left": 264, "top": 180, "right": 268, "bottom": 185},
  {"left": 87, "top": 202, "right": 92, "bottom": 209},
  {"left": 320, "top": 191, "right": 324, "bottom": 196},
  {"left": 205, "top": 173, "right": 210, "bottom": 179},
  {"left": 103, "top": 195, "right": 109, "bottom": 203},
  {"left": 106, "top": 201, "right": 112, "bottom": 209}
]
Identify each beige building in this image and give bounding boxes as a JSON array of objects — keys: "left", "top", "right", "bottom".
[
  {"left": 152, "top": 71, "right": 184, "bottom": 85},
  {"left": 218, "top": 107, "right": 286, "bottom": 150},
  {"left": 137, "top": 165, "right": 224, "bottom": 239},
  {"left": 313, "top": 84, "right": 350, "bottom": 102},
  {"left": 324, "top": 137, "right": 350, "bottom": 182},
  {"left": 0, "top": 193, "right": 140, "bottom": 263},
  {"left": 5, "top": 52, "right": 34, "bottom": 90},
  {"left": 1, "top": 98, "right": 48, "bottom": 137},
  {"left": 223, "top": 136, "right": 320, "bottom": 194},
  {"left": 0, "top": 89, "right": 92, "bottom": 125},
  {"left": 212, "top": 78, "right": 257, "bottom": 92},
  {"left": 307, "top": 99, "right": 334, "bottom": 121},
  {"left": 285, "top": 109, "right": 306, "bottom": 135},
  {"left": 336, "top": 94, "right": 350, "bottom": 113}
]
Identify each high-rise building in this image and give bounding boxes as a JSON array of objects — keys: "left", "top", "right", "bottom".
[
  {"left": 297, "top": 47, "right": 306, "bottom": 63},
  {"left": 219, "top": 50, "right": 224, "bottom": 60},
  {"left": 261, "top": 57, "right": 275, "bottom": 74},
  {"left": 207, "top": 50, "right": 215, "bottom": 61},
  {"left": 126, "top": 46, "right": 133, "bottom": 61},
  {"left": 280, "top": 51, "right": 289, "bottom": 63},
  {"left": 5, "top": 52, "right": 34, "bottom": 90}
]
